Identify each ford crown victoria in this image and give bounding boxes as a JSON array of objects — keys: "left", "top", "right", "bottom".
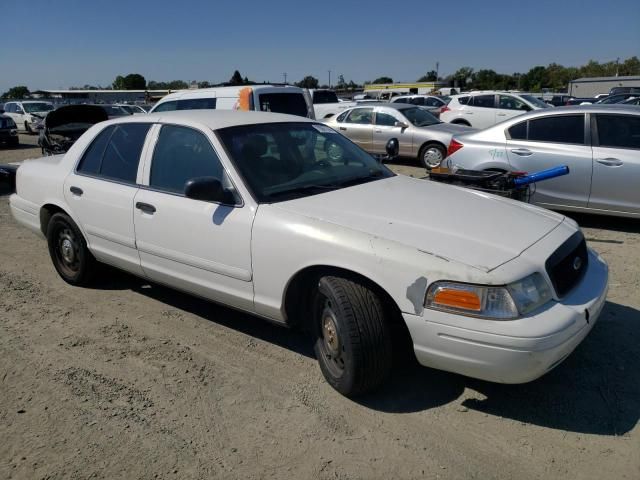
[{"left": 10, "top": 110, "right": 608, "bottom": 396}]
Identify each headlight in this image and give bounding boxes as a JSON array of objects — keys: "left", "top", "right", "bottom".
[{"left": 425, "top": 273, "right": 552, "bottom": 320}]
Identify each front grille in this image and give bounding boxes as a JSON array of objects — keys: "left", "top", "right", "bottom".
[{"left": 545, "top": 231, "right": 588, "bottom": 297}]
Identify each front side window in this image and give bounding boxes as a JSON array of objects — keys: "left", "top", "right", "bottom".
[
  {"left": 393, "top": 97, "right": 408, "bottom": 104},
  {"left": 335, "top": 110, "right": 349, "bottom": 122},
  {"left": 5, "top": 103, "right": 16, "bottom": 113},
  {"left": 425, "top": 97, "right": 442, "bottom": 107},
  {"left": 23, "top": 103, "right": 54, "bottom": 113},
  {"left": 499, "top": 95, "right": 529, "bottom": 111},
  {"left": 345, "top": 108, "right": 373, "bottom": 124},
  {"left": 375, "top": 112, "right": 399, "bottom": 126},
  {"left": 528, "top": 115, "right": 584, "bottom": 144},
  {"left": 77, "top": 123, "right": 150, "bottom": 183},
  {"left": 520, "top": 95, "right": 551, "bottom": 109},
  {"left": 258, "top": 93, "right": 308, "bottom": 117},
  {"left": 596, "top": 114, "right": 640, "bottom": 149},
  {"left": 150, "top": 125, "right": 223, "bottom": 194},
  {"left": 217, "top": 122, "right": 393, "bottom": 202},
  {"left": 410, "top": 97, "right": 426, "bottom": 106},
  {"left": 471, "top": 95, "right": 495, "bottom": 108}
]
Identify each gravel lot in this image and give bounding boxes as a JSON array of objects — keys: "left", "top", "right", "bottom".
[{"left": 1, "top": 135, "right": 639, "bottom": 480}]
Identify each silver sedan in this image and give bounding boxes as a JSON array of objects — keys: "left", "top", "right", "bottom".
[
  {"left": 445, "top": 104, "right": 640, "bottom": 218},
  {"left": 323, "top": 103, "right": 474, "bottom": 168}
]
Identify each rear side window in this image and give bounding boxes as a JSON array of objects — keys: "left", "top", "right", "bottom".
[
  {"left": 508, "top": 121, "right": 527, "bottom": 140},
  {"left": 394, "top": 97, "right": 408, "bottom": 103},
  {"left": 528, "top": 115, "right": 584, "bottom": 144},
  {"left": 312, "top": 91, "right": 339, "bottom": 104},
  {"left": 150, "top": 125, "right": 223, "bottom": 194},
  {"left": 77, "top": 124, "right": 150, "bottom": 183},
  {"left": 410, "top": 97, "right": 425, "bottom": 105},
  {"left": 258, "top": 93, "right": 308, "bottom": 117},
  {"left": 471, "top": 95, "right": 495, "bottom": 108},
  {"left": 425, "top": 97, "right": 441, "bottom": 107},
  {"left": 153, "top": 101, "right": 178, "bottom": 112},
  {"left": 345, "top": 108, "right": 373, "bottom": 124},
  {"left": 596, "top": 114, "right": 640, "bottom": 149},
  {"left": 457, "top": 96, "right": 469, "bottom": 105},
  {"left": 335, "top": 110, "right": 349, "bottom": 122}
]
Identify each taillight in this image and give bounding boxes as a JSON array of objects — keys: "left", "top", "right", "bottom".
[
  {"left": 440, "top": 105, "right": 451, "bottom": 114},
  {"left": 447, "top": 139, "right": 463, "bottom": 157}
]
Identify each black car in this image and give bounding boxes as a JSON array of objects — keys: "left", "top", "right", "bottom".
[
  {"left": 596, "top": 93, "right": 640, "bottom": 104},
  {"left": 0, "top": 113, "right": 19, "bottom": 148},
  {"left": 609, "top": 86, "right": 640, "bottom": 96},
  {"left": 38, "top": 105, "right": 108, "bottom": 155}
]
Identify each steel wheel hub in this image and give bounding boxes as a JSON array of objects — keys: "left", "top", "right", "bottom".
[
  {"left": 322, "top": 313, "right": 340, "bottom": 355},
  {"left": 61, "top": 238, "right": 75, "bottom": 263}
]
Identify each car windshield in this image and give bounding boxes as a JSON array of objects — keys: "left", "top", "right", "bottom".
[
  {"left": 217, "top": 122, "right": 394, "bottom": 203},
  {"left": 520, "top": 95, "right": 551, "bottom": 109},
  {"left": 401, "top": 107, "right": 441, "bottom": 127},
  {"left": 24, "top": 103, "right": 54, "bottom": 113}
]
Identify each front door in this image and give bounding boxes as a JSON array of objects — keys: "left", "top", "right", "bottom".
[
  {"left": 506, "top": 114, "right": 592, "bottom": 208},
  {"left": 372, "top": 110, "right": 412, "bottom": 156},
  {"left": 63, "top": 123, "right": 152, "bottom": 276},
  {"left": 589, "top": 113, "right": 640, "bottom": 214},
  {"left": 133, "top": 124, "right": 255, "bottom": 311},
  {"left": 496, "top": 94, "right": 531, "bottom": 123}
]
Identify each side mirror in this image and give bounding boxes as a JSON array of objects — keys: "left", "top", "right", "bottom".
[
  {"left": 0, "top": 109, "right": 4, "bottom": 114},
  {"left": 394, "top": 121, "right": 409, "bottom": 129},
  {"left": 521, "top": 104, "right": 532, "bottom": 112},
  {"left": 184, "top": 176, "right": 236, "bottom": 204},
  {"left": 385, "top": 138, "right": 399, "bottom": 158}
]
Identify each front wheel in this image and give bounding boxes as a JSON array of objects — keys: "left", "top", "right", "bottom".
[
  {"left": 46, "top": 212, "right": 96, "bottom": 286},
  {"left": 419, "top": 143, "right": 446, "bottom": 169},
  {"left": 313, "top": 276, "right": 392, "bottom": 397}
]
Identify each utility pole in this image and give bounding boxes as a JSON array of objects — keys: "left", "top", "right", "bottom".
[
  {"left": 436, "top": 61, "right": 439, "bottom": 81},
  {"left": 615, "top": 57, "right": 620, "bottom": 77},
  {"left": 328, "top": 70, "right": 332, "bottom": 88},
  {"left": 283, "top": 72, "right": 287, "bottom": 84}
]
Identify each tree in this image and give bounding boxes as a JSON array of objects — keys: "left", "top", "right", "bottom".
[
  {"left": 295, "top": 75, "right": 319, "bottom": 89},
  {"left": 372, "top": 76, "right": 393, "bottom": 84},
  {"left": 452, "top": 67, "right": 474, "bottom": 89},
  {"left": 417, "top": 71, "right": 438, "bottom": 82},
  {"left": 112, "top": 73, "right": 146, "bottom": 90},
  {"left": 229, "top": 70, "right": 244, "bottom": 86},
  {"left": 198, "top": 81, "right": 212, "bottom": 88},
  {"left": 1, "top": 86, "right": 30, "bottom": 99},
  {"left": 620, "top": 56, "right": 640, "bottom": 76},
  {"left": 336, "top": 74, "right": 346, "bottom": 89}
]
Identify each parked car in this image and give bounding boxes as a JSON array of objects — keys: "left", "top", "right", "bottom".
[
  {"left": 621, "top": 96, "right": 640, "bottom": 106},
  {"left": 307, "top": 89, "right": 356, "bottom": 119},
  {"left": 444, "top": 105, "right": 640, "bottom": 218},
  {"left": 2, "top": 101, "right": 54, "bottom": 133},
  {"left": 38, "top": 105, "right": 109, "bottom": 155},
  {"left": 565, "top": 97, "right": 597, "bottom": 106},
  {"left": 9, "top": 110, "right": 608, "bottom": 396},
  {"left": 595, "top": 93, "right": 639, "bottom": 104},
  {"left": 323, "top": 103, "right": 473, "bottom": 168},
  {"left": 115, "top": 104, "right": 148, "bottom": 115},
  {"left": 149, "top": 85, "right": 314, "bottom": 119},
  {"left": 440, "top": 92, "right": 550, "bottom": 129},
  {"left": 390, "top": 95, "right": 450, "bottom": 117},
  {"left": 0, "top": 113, "right": 19, "bottom": 148},
  {"left": 548, "top": 94, "right": 574, "bottom": 107},
  {"left": 609, "top": 86, "right": 640, "bottom": 96}
]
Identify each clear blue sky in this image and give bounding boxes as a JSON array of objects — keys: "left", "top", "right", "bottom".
[{"left": 1, "top": 0, "right": 638, "bottom": 92}]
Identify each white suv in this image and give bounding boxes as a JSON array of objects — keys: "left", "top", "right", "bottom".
[{"left": 440, "top": 92, "right": 550, "bottom": 129}]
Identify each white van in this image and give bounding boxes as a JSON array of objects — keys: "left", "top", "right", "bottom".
[{"left": 149, "top": 85, "right": 315, "bottom": 119}]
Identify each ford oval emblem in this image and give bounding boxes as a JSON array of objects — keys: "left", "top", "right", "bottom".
[{"left": 573, "top": 257, "right": 582, "bottom": 271}]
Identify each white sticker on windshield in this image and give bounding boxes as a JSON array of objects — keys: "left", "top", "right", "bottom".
[{"left": 313, "top": 124, "right": 337, "bottom": 134}]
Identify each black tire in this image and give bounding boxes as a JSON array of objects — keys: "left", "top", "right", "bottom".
[
  {"left": 418, "top": 143, "right": 446, "bottom": 170},
  {"left": 46, "top": 212, "right": 96, "bottom": 286},
  {"left": 312, "top": 275, "right": 392, "bottom": 397}
]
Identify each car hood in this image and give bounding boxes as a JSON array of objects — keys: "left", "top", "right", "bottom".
[
  {"left": 274, "top": 175, "right": 565, "bottom": 272},
  {"left": 44, "top": 105, "right": 108, "bottom": 129},
  {"left": 421, "top": 122, "right": 475, "bottom": 134}
]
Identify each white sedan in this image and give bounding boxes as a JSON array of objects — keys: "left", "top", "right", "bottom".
[{"left": 10, "top": 110, "right": 608, "bottom": 396}]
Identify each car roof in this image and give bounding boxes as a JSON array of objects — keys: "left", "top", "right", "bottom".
[
  {"left": 346, "top": 102, "right": 420, "bottom": 111},
  {"left": 110, "top": 109, "right": 317, "bottom": 130}
]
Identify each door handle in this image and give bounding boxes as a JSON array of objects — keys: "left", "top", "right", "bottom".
[
  {"left": 69, "top": 186, "right": 83, "bottom": 196},
  {"left": 510, "top": 148, "right": 533, "bottom": 156},
  {"left": 375, "top": 129, "right": 382, "bottom": 133},
  {"left": 339, "top": 127, "right": 347, "bottom": 131},
  {"left": 135, "top": 202, "right": 156, "bottom": 214},
  {"left": 596, "top": 157, "right": 623, "bottom": 167},
  {"left": 497, "top": 113, "right": 507, "bottom": 116}
]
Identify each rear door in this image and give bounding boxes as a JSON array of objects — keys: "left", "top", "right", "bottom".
[
  {"left": 466, "top": 94, "right": 496, "bottom": 128},
  {"left": 64, "top": 122, "right": 152, "bottom": 276},
  {"left": 336, "top": 108, "right": 374, "bottom": 152},
  {"left": 505, "top": 114, "right": 592, "bottom": 208},
  {"left": 589, "top": 113, "right": 640, "bottom": 213}
]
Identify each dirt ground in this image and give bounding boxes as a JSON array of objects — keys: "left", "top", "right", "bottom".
[{"left": 1, "top": 136, "right": 639, "bottom": 480}]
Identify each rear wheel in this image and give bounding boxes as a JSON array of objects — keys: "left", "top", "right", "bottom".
[
  {"left": 418, "top": 143, "right": 446, "bottom": 169},
  {"left": 312, "top": 275, "right": 392, "bottom": 397},
  {"left": 46, "top": 212, "right": 96, "bottom": 286}
]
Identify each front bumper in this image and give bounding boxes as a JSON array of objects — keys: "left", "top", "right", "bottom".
[{"left": 403, "top": 248, "right": 609, "bottom": 383}]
